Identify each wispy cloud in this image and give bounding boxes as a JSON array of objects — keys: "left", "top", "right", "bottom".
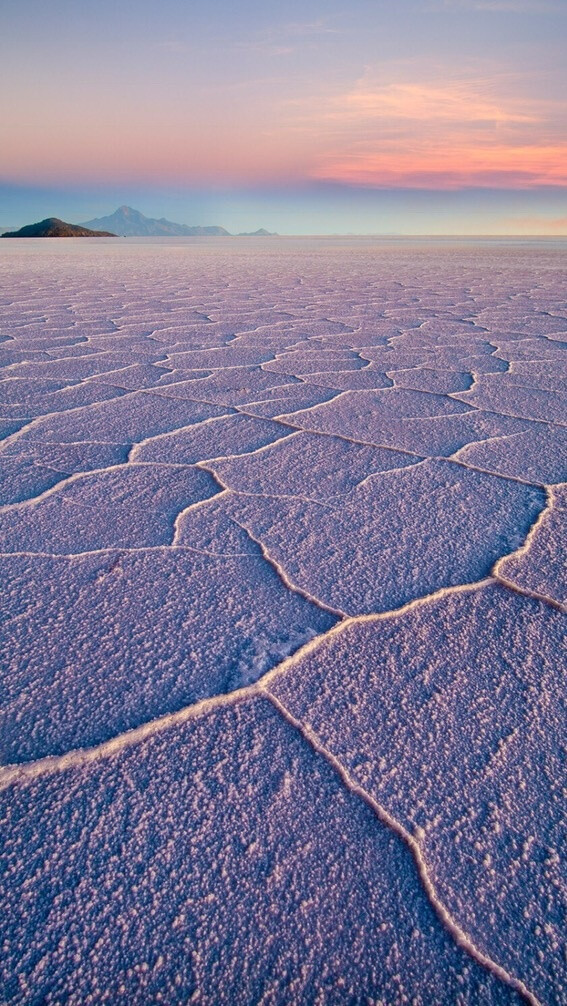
[
  {"left": 281, "top": 63, "right": 567, "bottom": 189},
  {"left": 154, "top": 40, "right": 192, "bottom": 54},
  {"left": 438, "top": 1, "right": 561, "bottom": 12},
  {"left": 277, "top": 20, "right": 342, "bottom": 37},
  {"left": 157, "top": 19, "right": 343, "bottom": 59},
  {"left": 237, "top": 18, "right": 342, "bottom": 56},
  {"left": 318, "top": 80, "right": 538, "bottom": 124}
]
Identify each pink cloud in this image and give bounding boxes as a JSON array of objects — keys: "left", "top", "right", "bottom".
[
  {"left": 286, "top": 66, "right": 567, "bottom": 189},
  {"left": 313, "top": 144, "right": 567, "bottom": 189}
]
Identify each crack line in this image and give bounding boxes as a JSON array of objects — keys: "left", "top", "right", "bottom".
[
  {"left": 229, "top": 514, "right": 347, "bottom": 617},
  {"left": 262, "top": 690, "right": 540, "bottom": 1006}
]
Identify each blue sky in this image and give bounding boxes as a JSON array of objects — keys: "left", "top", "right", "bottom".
[{"left": 1, "top": 0, "right": 566, "bottom": 232}]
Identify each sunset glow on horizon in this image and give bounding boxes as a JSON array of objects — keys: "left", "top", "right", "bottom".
[{"left": 1, "top": 0, "right": 566, "bottom": 232}]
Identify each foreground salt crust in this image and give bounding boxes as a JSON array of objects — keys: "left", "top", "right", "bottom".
[
  {"left": 218, "top": 457, "right": 544, "bottom": 614},
  {"left": 278, "top": 387, "right": 536, "bottom": 455},
  {"left": 1, "top": 550, "right": 334, "bottom": 763},
  {"left": 0, "top": 237, "right": 565, "bottom": 1004},
  {"left": 0, "top": 697, "right": 520, "bottom": 1005},
  {"left": 0, "top": 463, "right": 219, "bottom": 553},
  {"left": 266, "top": 582, "right": 565, "bottom": 1005}
]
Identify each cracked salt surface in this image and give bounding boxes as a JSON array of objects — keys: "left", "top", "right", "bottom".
[
  {"left": 0, "top": 463, "right": 221, "bottom": 554},
  {"left": 278, "top": 387, "right": 536, "bottom": 455},
  {"left": 1, "top": 550, "right": 334, "bottom": 763},
  {"left": 0, "top": 236, "right": 565, "bottom": 1004},
  {"left": 204, "top": 430, "right": 418, "bottom": 502},
  {"left": 131, "top": 412, "right": 291, "bottom": 465},
  {"left": 266, "top": 582, "right": 566, "bottom": 1004},
  {"left": 219, "top": 457, "right": 545, "bottom": 614},
  {"left": 453, "top": 424, "right": 567, "bottom": 484},
  {"left": 0, "top": 697, "right": 521, "bottom": 1006}
]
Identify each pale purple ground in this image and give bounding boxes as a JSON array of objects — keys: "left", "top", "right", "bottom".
[{"left": 0, "top": 237, "right": 565, "bottom": 1005}]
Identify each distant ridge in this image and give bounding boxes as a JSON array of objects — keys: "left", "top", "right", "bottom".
[
  {"left": 82, "top": 206, "right": 230, "bottom": 237},
  {"left": 2, "top": 218, "right": 116, "bottom": 238},
  {"left": 238, "top": 228, "right": 278, "bottom": 236}
]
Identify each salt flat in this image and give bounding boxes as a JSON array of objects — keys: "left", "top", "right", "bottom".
[{"left": 0, "top": 236, "right": 565, "bottom": 1005}]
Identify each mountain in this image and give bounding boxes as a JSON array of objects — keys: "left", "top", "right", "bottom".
[
  {"left": 81, "top": 206, "right": 230, "bottom": 237},
  {"left": 2, "top": 218, "right": 116, "bottom": 238},
  {"left": 238, "top": 228, "right": 278, "bottom": 236}
]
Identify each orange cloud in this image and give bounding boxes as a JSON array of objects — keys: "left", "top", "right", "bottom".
[
  {"left": 287, "top": 66, "right": 567, "bottom": 188},
  {"left": 322, "top": 81, "right": 538, "bottom": 124},
  {"left": 314, "top": 143, "right": 567, "bottom": 188}
]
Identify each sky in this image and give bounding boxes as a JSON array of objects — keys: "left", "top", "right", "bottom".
[{"left": 1, "top": 0, "right": 566, "bottom": 233}]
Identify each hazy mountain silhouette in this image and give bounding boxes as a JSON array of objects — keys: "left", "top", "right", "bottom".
[
  {"left": 2, "top": 218, "right": 116, "bottom": 238},
  {"left": 238, "top": 228, "right": 277, "bottom": 236},
  {"left": 82, "top": 206, "right": 230, "bottom": 237}
]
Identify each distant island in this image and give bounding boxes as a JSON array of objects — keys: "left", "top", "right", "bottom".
[
  {"left": 81, "top": 206, "right": 230, "bottom": 237},
  {"left": 2, "top": 218, "right": 116, "bottom": 238},
  {"left": 2, "top": 207, "right": 278, "bottom": 239},
  {"left": 82, "top": 206, "right": 277, "bottom": 237}
]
